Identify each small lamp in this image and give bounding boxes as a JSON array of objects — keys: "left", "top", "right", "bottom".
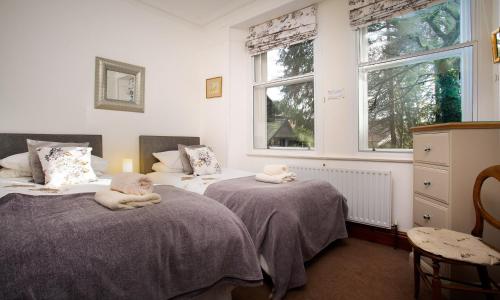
[{"left": 122, "top": 158, "right": 133, "bottom": 172}]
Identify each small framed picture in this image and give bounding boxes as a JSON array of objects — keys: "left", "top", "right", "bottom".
[
  {"left": 492, "top": 28, "right": 500, "bottom": 64},
  {"left": 206, "top": 76, "right": 222, "bottom": 99}
]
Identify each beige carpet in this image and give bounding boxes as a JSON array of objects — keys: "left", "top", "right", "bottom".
[{"left": 232, "top": 238, "right": 434, "bottom": 300}]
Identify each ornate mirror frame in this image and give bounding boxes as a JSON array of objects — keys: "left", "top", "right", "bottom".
[
  {"left": 492, "top": 28, "right": 500, "bottom": 64},
  {"left": 94, "top": 57, "right": 145, "bottom": 112}
]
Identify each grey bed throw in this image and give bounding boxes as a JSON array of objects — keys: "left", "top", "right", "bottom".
[
  {"left": 0, "top": 185, "right": 262, "bottom": 300},
  {"left": 205, "top": 176, "right": 348, "bottom": 299}
]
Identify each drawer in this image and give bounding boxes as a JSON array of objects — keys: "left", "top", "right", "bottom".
[
  {"left": 414, "top": 165, "right": 449, "bottom": 203},
  {"left": 413, "top": 133, "right": 449, "bottom": 166},
  {"left": 413, "top": 196, "right": 448, "bottom": 228}
]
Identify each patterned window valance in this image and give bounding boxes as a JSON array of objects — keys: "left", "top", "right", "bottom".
[
  {"left": 245, "top": 5, "right": 317, "bottom": 55},
  {"left": 349, "top": 0, "right": 445, "bottom": 29}
]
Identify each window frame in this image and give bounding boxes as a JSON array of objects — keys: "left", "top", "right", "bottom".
[
  {"left": 251, "top": 41, "right": 316, "bottom": 151},
  {"left": 357, "top": 0, "right": 474, "bottom": 152}
]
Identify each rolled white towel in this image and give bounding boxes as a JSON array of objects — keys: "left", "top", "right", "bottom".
[
  {"left": 263, "top": 164, "right": 289, "bottom": 176},
  {"left": 111, "top": 172, "right": 153, "bottom": 195},
  {"left": 95, "top": 190, "right": 161, "bottom": 210},
  {"left": 255, "top": 172, "right": 296, "bottom": 184}
]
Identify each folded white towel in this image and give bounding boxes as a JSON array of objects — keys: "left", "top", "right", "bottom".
[
  {"left": 255, "top": 172, "right": 297, "bottom": 184},
  {"left": 263, "top": 164, "right": 289, "bottom": 176},
  {"left": 95, "top": 190, "right": 161, "bottom": 210},
  {"left": 111, "top": 172, "right": 153, "bottom": 195}
]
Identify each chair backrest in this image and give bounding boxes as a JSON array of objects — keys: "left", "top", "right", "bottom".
[{"left": 471, "top": 165, "right": 500, "bottom": 237}]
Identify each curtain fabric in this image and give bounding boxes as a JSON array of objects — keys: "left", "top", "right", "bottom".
[
  {"left": 349, "top": 0, "right": 445, "bottom": 29},
  {"left": 245, "top": 5, "right": 317, "bottom": 55}
]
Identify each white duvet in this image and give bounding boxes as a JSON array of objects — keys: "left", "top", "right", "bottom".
[
  {"left": 0, "top": 176, "right": 112, "bottom": 198},
  {"left": 146, "top": 168, "right": 254, "bottom": 194}
]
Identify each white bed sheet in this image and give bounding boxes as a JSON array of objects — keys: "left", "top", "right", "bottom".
[
  {"left": 0, "top": 176, "right": 112, "bottom": 198},
  {"left": 147, "top": 168, "right": 254, "bottom": 195}
]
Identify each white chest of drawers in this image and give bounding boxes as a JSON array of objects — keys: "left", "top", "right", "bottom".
[
  {"left": 411, "top": 122, "right": 500, "bottom": 233},
  {"left": 411, "top": 122, "right": 500, "bottom": 288}
]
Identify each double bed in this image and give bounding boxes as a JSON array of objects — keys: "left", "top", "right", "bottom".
[
  {"left": 0, "top": 133, "right": 263, "bottom": 300},
  {"left": 140, "top": 135, "right": 349, "bottom": 299}
]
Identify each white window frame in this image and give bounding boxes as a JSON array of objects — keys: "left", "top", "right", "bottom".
[
  {"left": 252, "top": 42, "right": 315, "bottom": 151},
  {"left": 357, "top": 0, "right": 474, "bottom": 152}
]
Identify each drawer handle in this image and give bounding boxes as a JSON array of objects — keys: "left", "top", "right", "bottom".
[
  {"left": 424, "top": 145, "right": 432, "bottom": 152},
  {"left": 423, "top": 214, "right": 431, "bottom": 221},
  {"left": 423, "top": 181, "right": 431, "bottom": 187}
]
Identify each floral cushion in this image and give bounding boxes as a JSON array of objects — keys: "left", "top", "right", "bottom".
[
  {"left": 37, "top": 147, "right": 97, "bottom": 187},
  {"left": 408, "top": 227, "right": 500, "bottom": 266},
  {"left": 184, "top": 146, "right": 221, "bottom": 176}
]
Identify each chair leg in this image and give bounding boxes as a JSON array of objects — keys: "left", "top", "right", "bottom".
[
  {"left": 413, "top": 250, "right": 421, "bottom": 299},
  {"left": 476, "top": 266, "right": 494, "bottom": 300},
  {"left": 431, "top": 260, "right": 442, "bottom": 300}
]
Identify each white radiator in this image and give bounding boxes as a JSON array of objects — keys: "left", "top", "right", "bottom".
[{"left": 289, "top": 166, "right": 392, "bottom": 229}]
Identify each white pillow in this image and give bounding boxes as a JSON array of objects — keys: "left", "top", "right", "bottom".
[
  {"left": 152, "top": 150, "right": 183, "bottom": 170},
  {"left": 0, "top": 152, "right": 31, "bottom": 173},
  {"left": 0, "top": 151, "right": 106, "bottom": 175},
  {"left": 151, "top": 162, "right": 183, "bottom": 173},
  {"left": 37, "top": 146, "right": 97, "bottom": 187},
  {"left": 0, "top": 168, "right": 32, "bottom": 178},
  {"left": 91, "top": 155, "right": 108, "bottom": 174},
  {"left": 184, "top": 146, "right": 221, "bottom": 176}
]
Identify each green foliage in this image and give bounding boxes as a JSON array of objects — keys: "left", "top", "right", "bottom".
[
  {"left": 366, "top": 0, "right": 462, "bottom": 149},
  {"left": 267, "top": 40, "right": 314, "bottom": 148}
]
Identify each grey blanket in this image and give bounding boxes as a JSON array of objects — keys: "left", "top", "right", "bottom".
[
  {"left": 0, "top": 185, "right": 262, "bottom": 300},
  {"left": 205, "top": 176, "right": 348, "bottom": 299}
]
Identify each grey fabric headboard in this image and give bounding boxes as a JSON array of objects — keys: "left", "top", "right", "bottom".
[
  {"left": 0, "top": 133, "right": 103, "bottom": 159},
  {"left": 139, "top": 136, "right": 200, "bottom": 174}
]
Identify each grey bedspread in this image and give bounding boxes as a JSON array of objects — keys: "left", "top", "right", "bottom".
[
  {"left": 0, "top": 185, "right": 262, "bottom": 300},
  {"left": 205, "top": 176, "right": 348, "bottom": 299}
]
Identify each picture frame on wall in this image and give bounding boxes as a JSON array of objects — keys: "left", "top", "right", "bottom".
[
  {"left": 206, "top": 76, "right": 222, "bottom": 99},
  {"left": 492, "top": 27, "right": 500, "bottom": 64}
]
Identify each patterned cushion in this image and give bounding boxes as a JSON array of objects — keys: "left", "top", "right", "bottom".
[
  {"left": 37, "top": 147, "right": 97, "bottom": 187},
  {"left": 408, "top": 227, "right": 500, "bottom": 266},
  {"left": 28, "top": 139, "right": 89, "bottom": 184},
  {"left": 184, "top": 146, "right": 221, "bottom": 176},
  {"left": 177, "top": 144, "right": 206, "bottom": 174}
]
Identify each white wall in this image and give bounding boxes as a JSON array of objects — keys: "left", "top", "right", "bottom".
[
  {"left": 0, "top": 0, "right": 202, "bottom": 172},
  {"left": 494, "top": 0, "right": 500, "bottom": 118},
  {"left": 199, "top": 0, "right": 500, "bottom": 231}
]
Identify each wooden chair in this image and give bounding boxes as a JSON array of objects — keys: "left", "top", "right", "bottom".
[{"left": 408, "top": 165, "right": 500, "bottom": 300}]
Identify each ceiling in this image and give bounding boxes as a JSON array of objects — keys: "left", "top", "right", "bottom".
[{"left": 137, "top": 0, "right": 256, "bottom": 26}]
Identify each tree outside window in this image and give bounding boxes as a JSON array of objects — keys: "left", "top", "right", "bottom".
[{"left": 359, "top": 0, "right": 471, "bottom": 150}]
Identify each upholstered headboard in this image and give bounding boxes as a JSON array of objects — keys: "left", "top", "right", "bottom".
[
  {"left": 0, "top": 133, "right": 103, "bottom": 159},
  {"left": 139, "top": 135, "right": 200, "bottom": 174}
]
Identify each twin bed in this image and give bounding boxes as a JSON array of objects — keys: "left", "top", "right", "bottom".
[
  {"left": 0, "top": 133, "right": 348, "bottom": 300},
  {"left": 0, "top": 134, "right": 261, "bottom": 300},
  {"left": 140, "top": 135, "right": 349, "bottom": 299}
]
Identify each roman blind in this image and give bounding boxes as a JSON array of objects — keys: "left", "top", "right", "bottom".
[
  {"left": 349, "top": 0, "right": 445, "bottom": 29},
  {"left": 245, "top": 5, "right": 317, "bottom": 55}
]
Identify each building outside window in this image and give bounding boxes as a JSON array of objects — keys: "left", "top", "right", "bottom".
[{"left": 253, "top": 40, "right": 315, "bottom": 150}]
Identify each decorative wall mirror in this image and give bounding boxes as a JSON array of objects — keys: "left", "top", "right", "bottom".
[
  {"left": 95, "top": 57, "right": 145, "bottom": 112},
  {"left": 493, "top": 28, "right": 500, "bottom": 64}
]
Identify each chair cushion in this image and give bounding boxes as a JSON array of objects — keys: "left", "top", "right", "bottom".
[{"left": 408, "top": 227, "right": 500, "bottom": 266}]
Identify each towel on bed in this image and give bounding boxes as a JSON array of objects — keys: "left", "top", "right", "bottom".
[
  {"left": 111, "top": 172, "right": 154, "bottom": 195},
  {"left": 95, "top": 190, "right": 161, "bottom": 210},
  {"left": 263, "top": 164, "right": 289, "bottom": 176},
  {"left": 255, "top": 172, "right": 296, "bottom": 184}
]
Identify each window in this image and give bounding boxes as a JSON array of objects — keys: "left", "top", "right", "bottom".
[
  {"left": 358, "top": 0, "right": 472, "bottom": 151},
  {"left": 253, "top": 40, "right": 314, "bottom": 150}
]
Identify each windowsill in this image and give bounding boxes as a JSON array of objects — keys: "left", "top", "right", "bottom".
[{"left": 246, "top": 149, "right": 413, "bottom": 163}]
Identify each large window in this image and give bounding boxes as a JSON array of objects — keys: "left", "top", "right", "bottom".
[
  {"left": 358, "top": 0, "right": 472, "bottom": 151},
  {"left": 253, "top": 40, "right": 314, "bottom": 150}
]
